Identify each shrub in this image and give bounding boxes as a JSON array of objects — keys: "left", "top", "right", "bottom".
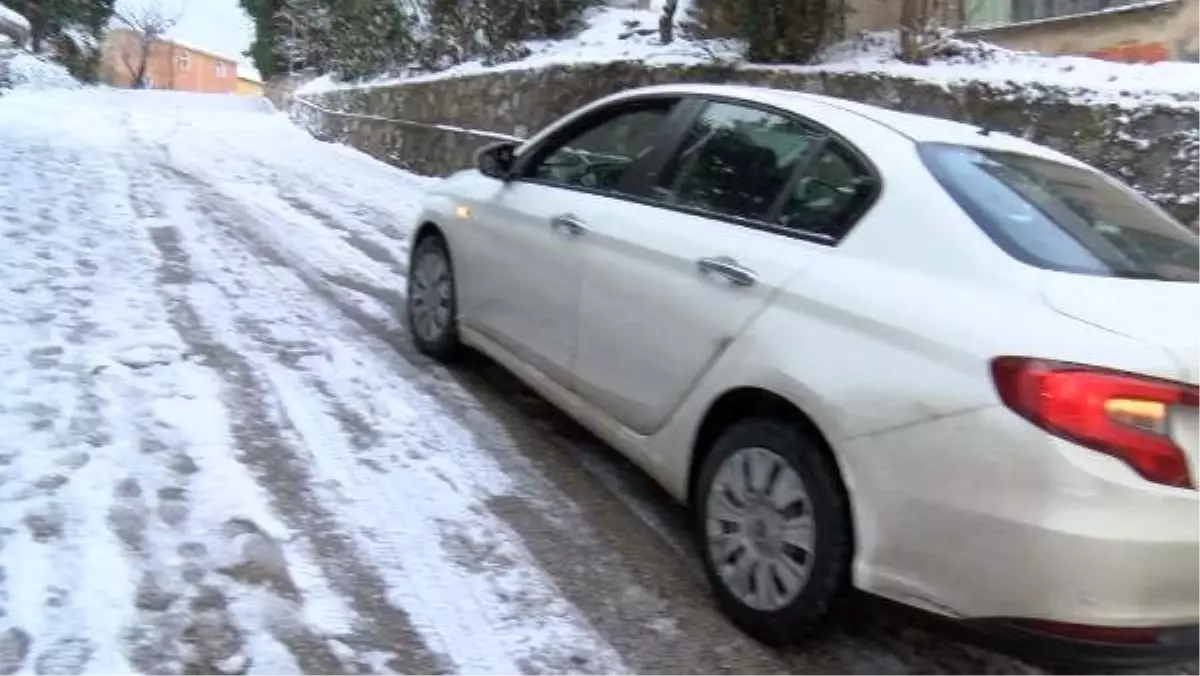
[{"left": 686, "top": 0, "right": 844, "bottom": 64}]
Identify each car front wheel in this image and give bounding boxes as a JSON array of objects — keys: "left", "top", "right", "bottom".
[
  {"left": 406, "top": 233, "right": 460, "bottom": 360},
  {"left": 695, "top": 417, "right": 851, "bottom": 645}
]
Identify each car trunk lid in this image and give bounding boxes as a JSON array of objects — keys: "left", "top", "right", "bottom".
[
  {"left": 1041, "top": 275, "right": 1199, "bottom": 385},
  {"left": 1041, "top": 274, "right": 1199, "bottom": 481}
]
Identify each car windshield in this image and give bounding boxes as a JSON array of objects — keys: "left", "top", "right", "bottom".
[{"left": 919, "top": 142, "right": 1198, "bottom": 282}]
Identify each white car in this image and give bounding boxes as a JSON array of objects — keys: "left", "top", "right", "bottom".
[{"left": 404, "top": 84, "right": 1199, "bottom": 667}]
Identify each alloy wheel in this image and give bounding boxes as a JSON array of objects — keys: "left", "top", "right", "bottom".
[
  {"left": 410, "top": 246, "right": 452, "bottom": 343},
  {"left": 705, "top": 446, "right": 816, "bottom": 612}
]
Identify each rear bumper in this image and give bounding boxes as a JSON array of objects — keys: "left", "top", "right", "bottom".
[
  {"left": 965, "top": 619, "right": 1199, "bottom": 670},
  {"left": 840, "top": 406, "right": 1199, "bottom": 630}
]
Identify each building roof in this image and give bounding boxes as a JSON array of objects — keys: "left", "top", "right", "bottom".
[{"left": 109, "top": 27, "right": 238, "bottom": 65}]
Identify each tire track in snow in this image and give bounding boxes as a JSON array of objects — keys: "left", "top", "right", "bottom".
[
  {"left": 144, "top": 157, "right": 636, "bottom": 674},
  {"left": 125, "top": 155, "right": 344, "bottom": 676},
  {"left": 140, "top": 214, "right": 450, "bottom": 674},
  {"left": 115, "top": 120, "right": 455, "bottom": 673},
  {"left": 273, "top": 189, "right": 408, "bottom": 277}
]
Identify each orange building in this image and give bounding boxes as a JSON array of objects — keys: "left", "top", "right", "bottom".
[{"left": 101, "top": 28, "right": 239, "bottom": 94}]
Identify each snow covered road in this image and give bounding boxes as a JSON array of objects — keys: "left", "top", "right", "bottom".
[{"left": 0, "top": 86, "right": 1117, "bottom": 675}]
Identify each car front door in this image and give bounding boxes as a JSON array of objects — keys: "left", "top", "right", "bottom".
[
  {"left": 571, "top": 98, "right": 880, "bottom": 438},
  {"left": 455, "top": 96, "right": 687, "bottom": 388}
]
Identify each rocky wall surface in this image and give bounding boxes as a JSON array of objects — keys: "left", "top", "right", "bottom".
[{"left": 289, "top": 61, "right": 1199, "bottom": 225}]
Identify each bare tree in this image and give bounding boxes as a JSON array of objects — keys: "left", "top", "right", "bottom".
[
  {"left": 115, "top": 0, "right": 186, "bottom": 88},
  {"left": 898, "top": 0, "right": 956, "bottom": 63},
  {"left": 659, "top": 0, "right": 679, "bottom": 44}
]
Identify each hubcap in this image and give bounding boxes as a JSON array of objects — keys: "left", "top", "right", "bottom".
[
  {"left": 705, "top": 447, "right": 816, "bottom": 612},
  {"left": 410, "top": 247, "right": 451, "bottom": 342}
]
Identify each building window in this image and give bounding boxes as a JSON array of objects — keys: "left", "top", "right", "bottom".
[
  {"left": 966, "top": 0, "right": 1151, "bottom": 26},
  {"left": 964, "top": 0, "right": 1014, "bottom": 25},
  {"left": 1013, "top": 0, "right": 1147, "bottom": 21},
  {"left": 176, "top": 49, "right": 190, "bottom": 71},
  {"left": 215, "top": 61, "right": 227, "bottom": 78}
]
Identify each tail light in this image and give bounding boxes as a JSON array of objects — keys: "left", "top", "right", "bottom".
[{"left": 990, "top": 357, "right": 1198, "bottom": 489}]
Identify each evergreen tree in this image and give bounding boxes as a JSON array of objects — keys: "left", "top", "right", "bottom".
[
  {"left": 239, "top": 0, "right": 598, "bottom": 81},
  {"left": 325, "top": 0, "right": 416, "bottom": 80},
  {"left": 240, "top": 0, "right": 286, "bottom": 79},
  {"left": 422, "top": 0, "right": 594, "bottom": 67},
  {"left": 7, "top": 0, "right": 114, "bottom": 80},
  {"left": 273, "top": 0, "right": 332, "bottom": 73},
  {"left": 687, "top": 0, "right": 841, "bottom": 64}
]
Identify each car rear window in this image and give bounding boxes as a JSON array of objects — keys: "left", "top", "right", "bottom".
[{"left": 919, "top": 142, "right": 1198, "bottom": 282}]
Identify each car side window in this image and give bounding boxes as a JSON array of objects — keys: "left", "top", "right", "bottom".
[
  {"left": 776, "top": 144, "right": 876, "bottom": 241},
  {"left": 523, "top": 103, "right": 674, "bottom": 193},
  {"left": 653, "top": 101, "right": 824, "bottom": 222}
]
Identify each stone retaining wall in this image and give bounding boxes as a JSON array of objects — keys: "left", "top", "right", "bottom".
[{"left": 290, "top": 61, "right": 1199, "bottom": 225}]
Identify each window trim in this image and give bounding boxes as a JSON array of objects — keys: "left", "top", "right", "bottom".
[
  {"left": 648, "top": 98, "right": 832, "bottom": 215},
  {"left": 510, "top": 93, "right": 691, "bottom": 194},
  {"left": 504, "top": 92, "right": 883, "bottom": 247}
]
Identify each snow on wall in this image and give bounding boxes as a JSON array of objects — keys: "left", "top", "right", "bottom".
[
  {"left": 0, "top": 1, "right": 30, "bottom": 44},
  {"left": 0, "top": 2, "right": 29, "bottom": 32},
  {"left": 286, "top": 4, "right": 1198, "bottom": 224},
  {"left": 296, "top": 3, "right": 1199, "bottom": 113},
  {"left": 292, "top": 58, "right": 1199, "bottom": 226}
]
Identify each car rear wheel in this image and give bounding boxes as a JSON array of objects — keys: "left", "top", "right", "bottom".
[
  {"left": 406, "top": 234, "right": 460, "bottom": 360},
  {"left": 695, "top": 417, "right": 850, "bottom": 645}
]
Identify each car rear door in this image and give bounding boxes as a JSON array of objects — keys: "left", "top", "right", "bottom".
[
  {"left": 572, "top": 97, "right": 881, "bottom": 437},
  {"left": 457, "top": 95, "right": 689, "bottom": 389}
]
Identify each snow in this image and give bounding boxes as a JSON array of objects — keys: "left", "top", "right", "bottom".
[
  {"left": 0, "top": 2, "right": 29, "bottom": 35},
  {"left": 0, "top": 85, "right": 640, "bottom": 674},
  {"left": 299, "top": 4, "right": 732, "bottom": 95},
  {"left": 297, "top": 4, "right": 1199, "bottom": 111},
  {"left": 801, "top": 31, "right": 1200, "bottom": 109},
  {"left": 0, "top": 50, "right": 79, "bottom": 91}
]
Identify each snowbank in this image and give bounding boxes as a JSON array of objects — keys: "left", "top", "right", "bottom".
[
  {"left": 804, "top": 31, "right": 1199, "bottom": 110},
  {"left": 0, "top": 50, "right": 79, "bottom": 91},
  {"left": 0, "top": 2, "right": 30, "bottom": 37},
  {"left": 297, "top": 4, "right": 1198, "bottom": 111}
]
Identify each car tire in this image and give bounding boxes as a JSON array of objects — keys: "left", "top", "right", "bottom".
[
  {"left": 694, "top": 417, "right": 851, "bottom": 646},
  {"left": 406, "top": 233, "right": 461, "bottom": 361}
]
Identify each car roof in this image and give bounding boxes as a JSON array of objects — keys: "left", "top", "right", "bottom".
[{"left": 611, "top": 83, "right": 1086, "bottom": 167}]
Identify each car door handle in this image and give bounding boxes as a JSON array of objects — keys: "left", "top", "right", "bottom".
[
  {"left": 549, "top": 214, "right": 588, "bottom": 237},
  {"left": 697, "top": 256, "right": 758, "bottom": 287}
]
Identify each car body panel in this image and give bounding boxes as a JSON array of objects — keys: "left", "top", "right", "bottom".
[
  {"left": 572, "top": 200, "right": 828, "bottom": 436},
  {"left": 1039, "top": 274, "right": 1200, "bottom": 384},
  {"left": 447, "top": 178, "right": 595, "bottom": 388}
]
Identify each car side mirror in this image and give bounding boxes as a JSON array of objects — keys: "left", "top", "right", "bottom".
[{"left": 476, "top": 141, "right": 517, "bottom": 181}]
